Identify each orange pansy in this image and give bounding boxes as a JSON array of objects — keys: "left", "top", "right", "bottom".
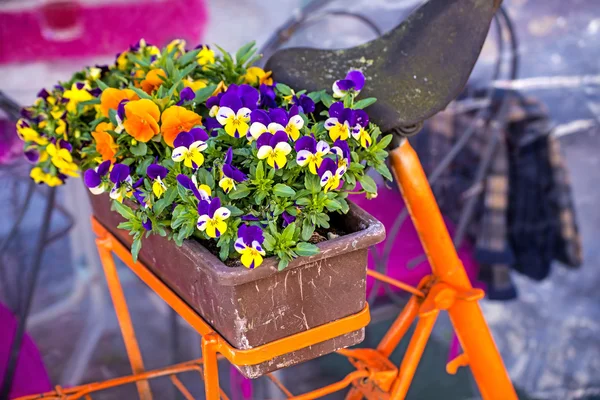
[
  {"left": 100, "top": 88, "right": 139, "bottom": 118},
  {"left": 141, "top": 69, "right": 167, "bottom": 94},
  {"left": 123, "top": 99, "right": 161, "bottom": 142},
  {"left": 92, "top": 122, "right": 119, "bottom": 162},
  {"left": 161, "top": 105, "right": 202, "bottom": 147}
]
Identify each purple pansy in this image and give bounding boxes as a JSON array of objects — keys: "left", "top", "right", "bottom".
[
  {"left": 37, "top": 89, "right": 50, "bottom": 99},
  {"left": 142, "top": 218, "right": 153, "bottom": 231},
  {"left": 176, "top": 174, "right": 211, "bottom": 201},
  {"left": 242, "top": 214, "right": 260, "bottom": 221},
  {"left": 248, "top": 109, "right": 285, "bottom": 141},
  {"left": 109, "top": 163, "right": 133, "bottom": 202},
  {"left": 219, "top": 148, "right": 247, "bottom": 194},
  {"left": 281, "top": 211, "right": 296, "bottom": 227},
  {"left": 117, "top": 99, "right": 129, "bottom": 121},
  {"left": 196, "top": 197, "right": 231, "bottom": 238},
  {"left": 259, "top": 84, "right": 277, "bottom": 109},
  {"left": 234, "top": 224, "right": 266, "bottom": 269},
  {"left": 89, "top": 88, "right": 102, "bottom": 98},
  {"left": 318, "top": 158, "right": 346, "bottom": 193},
  {"left": 331, "top": 139, "right": 351, "bottom": 168},
  {"left": 24, "top": 148, "right": 40, "bottom": 164},
  {"left": 177, "top": 87, "right": 195, "bottom": 106},
  {"left": 332, "top": 70, "right": 365, "bottom": 98},
  {"left": 295, "top": 135, "right": 330, "bottom": 175},
  {"left": 292, "top": 94, "right": 315, "bottom": 114},
  {"left": 84, "top": 160, "right": 111, "bottom": 195},
  {"left": 350, "top": 109, "right": 372, "bottom": 148},
  {"left": 147, "top": 163, "right": 169, "bottom": 198},
  {"left": 256, "top": 131, "right": 292, "bottom": 169}
]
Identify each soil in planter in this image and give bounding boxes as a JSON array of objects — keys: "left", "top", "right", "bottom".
[{"left": 197, "top": 225, "right": 348, "bottom": 268}]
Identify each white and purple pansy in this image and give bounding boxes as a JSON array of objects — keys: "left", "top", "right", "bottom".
[
  {"left": 295, "top": 135, "right": 330, "bottom": 175},
  {"left": 325, "top": 102, "right": 354, "bottom": 141},
  {"left": 171, "top": 128, "right": 209, "bottom": 169},
  {"left": 256, "top": 131, "right": 291, "bottom": 169},
  {"left": 146, "top": 163, "right": 169, "bottom": 198},
  {"left": 248, "top": 109, "right": 285, "bottom": 142},
  {"left": 219, "top": 148, "right": 247, "bottom": 194},
  {"left": 318, "top": 157, "right": 346, "bottom": 193},
  {"left": 176, "top": 174, "right": 211, "bottom": 201},
  {"left": 350, "top": 109, "right": 372, "bottom": 148},
  {"left": 109, "top": 163, "right": 133, "bottom": 203},
  {"left": 332, "top": 70, "right": 365, "bottom": 98},
  {"left": 331, "top": 139, "right": 351, "bottom": 169},
  {"left": 269, "top": 106, "right": 304, "bottom": 141},
  {"left": 84, "top": 160, "right": 111, "bottom": 195},
  {"left": 215, "top": 85, "right": 259, "bottom": 138},
  {"left": 234, "top": 224, "right": 266, "bottom": 269},
  {"left": 196, "top": 197, "right": 231, "bottom": 238}
]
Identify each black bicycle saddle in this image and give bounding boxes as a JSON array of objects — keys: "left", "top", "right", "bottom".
[{"left": 266, "top": 0, "right": 501, "bottom": 133}]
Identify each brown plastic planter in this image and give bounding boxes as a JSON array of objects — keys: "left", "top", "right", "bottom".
[{"left": 88, "top": 193, "right": 385, "bottom": 378}]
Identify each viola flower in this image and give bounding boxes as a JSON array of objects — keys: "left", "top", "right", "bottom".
[
  {"left": 196, "top": 45, "right": 215, "bottom": 66},
  {"left": 176, "top": 174, "right": 212, "bottom": 201},
  {"left": 166, "top": 39, "right": 186, "bottom": 56},
  {"left": 325, "top": 102, "right": 354, "bottom": 141},
  {"left": 219, "top": 148, "right": 247, "bottom": 194},
  {"left": 331, "top": 139, "right": 351, "bottom": 169},
  {"left": 256, "top": 131, "right": 291, "bottom": 169},
  {"left": 318, "top": 158, "right": 346, "bottom": 193},
  {"left": 147, "top": 164, "right": 169, "bottom": 198},
  {"left": 215, "top": 85, "right": 259, "bottom": 138},
  {"left": 92, "top": 122, "right": 119, "bottom": 162},
  {"left": 161, "top": 105, "right": 202, "bottom": 147},
  {"left": 259, "top": 84, "right": 277, "bottom": 109},
  {"left": 123, "top": 99, "right": 161, "bottom": 142},
  {"left": 177, "top": 87, "right": 195, "bottom": 106},
  {"left": 281, "top": 211, "right": 296, "bottom": 227},
  {"left": 248, "top": 109, "right": 285, "bottom": 142},
  {"left": 30, "top": 167, "right": 63, "bottom": 187},
  {"left": 234, "top": 224, "right": 266, "bottom": 269},
  {"left": 332, "top": 70, "right": 365, "bottom": 98},
  {"left": 63, "top": 82, "right": 94, "bottom": 113},
  {"left": 269, "top": 106, "right": 304, "bottom": 141},
  {"left": 244, "top": 67, "right": 273, "bottom": 86},
  {"left": 24, "top": 147, "right": 48, "bottom": 164},
  {"left": 197, "top": 197, "right": 231, "bottom": 238},
  {"left": 183, "top": 78, "right": 207, "bottom": 92},
  {"left": 16, "top": 119, "right": 48, "bottom": 145},
  {"left": 109, "top": 163, "right": 133, "bottom": 203},
  {"left": 295, "top": 136, "right": 330, "bottom": 174},
  {"left": 84, "top": 160, "right": 111, "bottom": 195},
  {"left": 172, "top": 128, "right": 209, "bottom": 169},
  {"left": 142, "top": 218, "right": 153, "bottom": 231},
  {"left": 133, "top": 189, "right": 151, "bottom": 209},
  {"left": 46, "top": 142, "right": 79, "bottom": 177},
  {"left": 351, "top": 109, "right": 372, "bottom": 148},
  {"left": 88, "top": 67, "right": 102, "bottom": 81},
  {"left": 141, "top": 69, "right": 167, "bottom": 94},
  {"left": 100, "top": 88, "right": 139, "bottom": 118},
  {"left": 292, "top": 94, "right": 315, "bottom": 114}
]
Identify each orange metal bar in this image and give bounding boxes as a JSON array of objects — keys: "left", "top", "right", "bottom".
[
  {"left": 170, "top": 375, "right": 195, "bottom": 400},
  {"left": 96, "top": 238, "right": 153, "bottom": 400},
  {"left": 390, "top": 140, "right": 517, "bottom": 400},
  {"left": 366, "top": 269, "right": 425, "bottom": 298},
  {"left": 92, "top": 217, "right": 370, "bottom": 367},
  {"left": 267, "top": 373, "right": 295, "bottom": 397},
  {"left": 289, "top": 371, "right": 370, "bottom": 400},
  {"left": 377, "top": 295, "right": 420, "bottom": 358},
  {"left": 390, "top": 311, "right": 437, "bottom": 400},
  {"left": 202, "top": 333, "right": 220, "bottom": 400}
]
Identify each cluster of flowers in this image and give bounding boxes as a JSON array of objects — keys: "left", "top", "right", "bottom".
[{"left": 18, "top": 40, "right": 392, "bottom": 270}]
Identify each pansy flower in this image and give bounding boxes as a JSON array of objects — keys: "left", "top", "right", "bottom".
[
  {"left": 166, "top": 39, "right": 186, "bottom": 57},
  {"left": 176, "top": 87, "right": 195, "bottom": 106},
  {"left": 24, "top": 146, "right": 48, "bottom": 164},
  {"left": 172, "top": 128, "right": 209, "bottom": 169},
  {"left": 123, "top": 99, "right": 161, "bottom": 142},
  {"left": 197, "top": 197, "right": 231, "bottom": 238},
  {"left": 161, "top": 105, "right": 202, "bottom": 147},
  {"left": 350, "top": 109, "right": 372, "bottom": 148},
  {"left": 259, "top": 84, "right": 277, "bottom": 109},
  {"left": 183, "top": 78, "right": 207, "bottom": 92},
  {"left": 196, "top": 45, "right": 215, "bottom": 66},
  {"left": 176, "top": 174, "right": 212, "bottom": 201},
  {"left": 141, "top": 69, "right": 166, "bottom": 94},
  {"left": 325, "top": 102, "right": 354, "bottom": 141},
  {"left": 215, "top": 85, "right": 259, "bottom": 138},
  {"left": 100, "top": 88, "right": 138, "bottom": 118},
  {"left": 281, "top": 211, "right": 296, "bottom": 227},
  {"left": 256, "top": 131, "right": 291, "bottom": 169},
  {"left": 84, "top": 160, "right": 111, "bottom": 195},
  {"left": 109, "top": 163, "right": 133, "bottom": 203},
  {"left": 46, "top": 142, "right": 78, "bottom": 177},
  {"left": 295, "top": 135, "right": 330, "bottom": 174},
  {"left": 331, "top": 139, "right": 351, "bottom": 169},
  {"left": 244, "top": 67, "right": 273, "bottom": 86},
  {"left": 30, "top": 168, "right": 63, "bottom": 187},
  {"left": 318, "top": 158, "right": 346, "bottom": 193},
  {"left": 63, "top": 82, "right": 94, "bottom": 113},
  {"left": 292, "top": 94, "right": 315, "bottom": 114},
  {"left": 332, "top": 70, "right": 365, "bottom": 98},
  {"left": 92, "top": 122, "right": 118, "bottom": 162},
  {"left": 133, "top": 189, "right": 151, "bottom": 209},
  {"left": 142, "top": 218, "right": 153, "bottom": 231},
  {"left": 234, "top": 224, "right": 266, "bottom": 269},
  {"left": 147, "top": 164, "right": 169, "bottom": 198},
  {"left": 248, "top": 109, "right": 284, "bottom": 142},
  {"left": 269, "top": 106, "right": 304, "bottom": 141},
  {"left": 16, "top": 119, "right": 48, "bottom": 145},
  {"left": 219, "top": 148, "right": 247, "bottom": 194}
]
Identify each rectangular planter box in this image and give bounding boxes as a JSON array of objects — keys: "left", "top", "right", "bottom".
[{"left": 88, "top": 193, "right": 385, "bottom": 378}]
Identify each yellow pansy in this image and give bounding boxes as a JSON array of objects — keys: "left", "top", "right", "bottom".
[
  {"left": 63, "top": 82, "right": 93, "bottom": 113},
  {"left": 244, "top": 67, "right": 273, "bottom": 86}
]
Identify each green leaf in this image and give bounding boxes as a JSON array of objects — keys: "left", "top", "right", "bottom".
[
  {"left": 131, "top": 237, "right": 142, "bottom": 262},
  {"left": 263, "top": 232, "right": 276, "bottom": 252},
  {"left": 130, "top": 142, "right": 147, "bottom": 157},
  {"left": 219, "top": 241, "right": 230, "bottom": 261},
  {"left": 375, "top": 134, "right": 393, "bottom": 150},
  {"left": 178, "top": 48, "right": 201, "bottom": 66},
  {"left": 276, "top": 83, "right": 292, "bottom": 95},
  {"left": 307, "top": 91, "right": 322, "bottom": 103},
  {"left": 343, "top": 95, "right": 353, "bottom": 108},
  {"left": 229, "top": 184, "right": 252, "bottom": 199},
  {"left": 324, "top": 199, "right": 342, "bottom": 211},
  {"left": 96, "top": 80, "right": 109, "bottom": 90},
  {"left": 166, "top": 57, "right": 175, "bottom": 77},
  {"left": 358, "top": 174, "right": 377, "bottom": 193},
  {"left": 375, "top": 163, "right": 393, "bottom": 181},
  {"left": 197, "top": 168, "right": 215, "bottom": 189},
  {"left": 112, "top": 201, "right": 135, "bottom": 220},
  {"left": 321, "top": 92, "right": 335, "bottom": 108},
  {"left": 235, "top": 41, "right": 256, "bottom": 64},
  {"left": 117, "top": 221, "right": 134, "bottom": 230},
  {"left": 154, "top": 186, "right": 178, "bottom": 214},
  {"left": 353, "top": 97, "right": 377, "bottom": 109},
  {"left": 301, "top": 218, "right": 314, "bottom": 241},
  {"left": 295, "top": 242, "right": 320, "bottom": 257},
  {"left": 129, "top": 86, "right": 153, "bottom": 100},
  {"left": 195, "top": 84, "right": 217, "bottom": 103},
  {"left": 278, "top": 258, "right": 290, "bottom": 271},
  {"left": 282, "top": 222, "right": 296, "bottom": 242},
  {"left": 339, "top": 198, "right": 350, "bottom": 214},
  {"left": 315, "top": 213, "right": 330, "bottom": 229},
  {"left": 226, "top": 205, "right": 244, "bottom": 217},
  {"left": 296, "top": 198, "right": 310, "bottom": 206},
  {"left": 304, "top": 174, "right": 320, "bottom": 193},
  {"left": 273, "top": 184, "right": 295, "bottom": 198},
  {"left": 255, "top": 161, "right": 265, "bottom": 179},
  {"left": 108, "top": 108, "right": 119, "bottom": 126}
]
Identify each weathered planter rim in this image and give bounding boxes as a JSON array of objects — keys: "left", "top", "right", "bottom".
[{"left": 153, "top": 201, "right": 385, "bottom": 286}]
